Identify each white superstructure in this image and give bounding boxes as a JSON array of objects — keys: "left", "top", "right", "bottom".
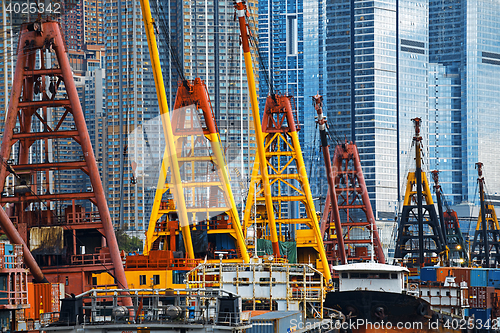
[{"left": 334, "top": 263, "right": 409, "bottom": 293}]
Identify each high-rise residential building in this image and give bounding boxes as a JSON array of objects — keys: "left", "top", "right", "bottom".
[
  {"left": 0, "top": 4, "right": 14, "bottom": 128},
  {"left": 84, "top": 67, "right": 107, "bottom": 193},
  {"left": 429, "top": 0, "right": 500, "bottom": 205},
  {"left": 60, "top": 0, "right": 104, "bottom": 49},
  {"left": 104, "top": 0, "right": 147, "bottom": 232},
  {"left": 84, "top": 0, "right": 105, "bottom": 45},
  {"left": 146, "top": 0, "right": 258, "bottom": 215},
  {"left": 325, "top": 0, "right": 429, "bottom": 219},
  {"left": 61, "top": 0, "right": 84, "bottom": 50}
]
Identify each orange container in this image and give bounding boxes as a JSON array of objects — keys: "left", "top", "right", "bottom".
[
  {"left": 436, "top": 267, "right": 452, "bottom": 282},
  {"left": 452, "top": 267, "right": 471, "bottom": 285},
  {"left": 25, "top": 283, "right": 53, "bottom": 320}
]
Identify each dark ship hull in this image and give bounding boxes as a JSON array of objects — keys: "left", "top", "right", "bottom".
[{"left": 325, "top": 290, "right": 461, "bottom": 332}]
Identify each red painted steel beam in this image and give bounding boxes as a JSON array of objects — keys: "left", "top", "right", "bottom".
[
  {"left": 50, "top": 22, "right": 131, "bottom": 303},
  {"left": 0, "top": 207, "right": 47, "bottom": 283},
  {"left": 0, "top": 192, "right": 95, "bottom": 204},
  {"left": 24, "top": 69, "right": 63, "bottom": 76},
  {"left": 313, "top": 95, "right": 346, "bottom": 264},
  {"left": 12, "top": 161, "right": 87, "bottom": 171},
  {"left": 350, "top": 144, "right": 385, "bottom": 263},
  {"left": 12, "top": 130, "right": 79, "bottom": 140},
  {"left": 18, "top": 99, "right": 71, "bottom": 108}
]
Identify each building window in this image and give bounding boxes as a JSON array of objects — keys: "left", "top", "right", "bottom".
[
  {"left": 139, "top": 275, "right": 146, "bottom": 285},
  {"left": 153, "top": 275, "right": 160, "bottom": 285},
  {"left": 287, "top": 15, "right": 297, "bottom": 55}
]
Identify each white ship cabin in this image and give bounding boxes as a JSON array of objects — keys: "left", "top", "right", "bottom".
[{"left": 334, "top": 263, "right": 409, "bottom": 293}]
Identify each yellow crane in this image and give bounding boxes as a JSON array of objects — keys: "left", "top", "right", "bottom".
[
  {"left": 139, "top": 0, "right": 249, "bottom": 263},
  {"left": 234, "top": 0, "right": 332, "bottom": 283}
]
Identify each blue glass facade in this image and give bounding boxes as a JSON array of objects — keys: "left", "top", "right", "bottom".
[
  {"left": 429, "top": 0, "right": 500, "bottom": 204},
  {"left": 258, "top": 0, "right": 327, "bottom": 214},
  {"left": 325, "top": 0, "right": 428, "bottom": 218},
  {"left": 428, "top": 63, "right": 462, "bottom": 204}
]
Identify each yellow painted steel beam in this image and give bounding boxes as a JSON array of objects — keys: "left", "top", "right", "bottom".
[
  {"left": 139, "top": 0, "right": 194, "bottom": 259},
  {"left": 476, "top": 204, "right": 500, "bottom": 231},
  {"left": 208, "top": 132, "right": 250, "bottom": 262},
  {"left": 145, "top": 147, "right": 169, "bottom": 255},
  {"left": 236, "top": 3, "right": 280, "bottom": 255},
  {"left": 403, "top": 171, "right": 434, "bottom": 206},
  {"left": 243, "top": 154, "right": 260, "bottom": 231},
  {"left": 289, "top": 130, "right": 331, "bottom": 282}
]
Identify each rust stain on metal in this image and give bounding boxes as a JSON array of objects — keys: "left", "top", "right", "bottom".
[{"left": 29, "top": 227, "right": 64, "bottom": 255}]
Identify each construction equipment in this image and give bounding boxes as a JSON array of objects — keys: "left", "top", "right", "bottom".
[
  {"left": 470, "top": 162, "right": 500, "bottom": 267},
  {"left": 235, "top": 0, "right": 331, "bottom": 282},
  {"left": 0, "top": 22, "right": 130, "bottom": 304},
  {"left": 313, "top": 95, "right": 385, "bottom": 265},
  {"left": 394, "top": 118, "right": 448, "bottom": 267},
  {"left": 144, "top": 78, "right": 250, "bottom": 263},
  {"left": 431, "top": 170, "right": 468, "bottom": 266}
]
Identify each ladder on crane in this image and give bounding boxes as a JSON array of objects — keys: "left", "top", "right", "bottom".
[
  {"left": 235, "top": 0, "right": 331, "bottom": 283},
  {"left": 140, "top": 0, "right": 249, "bottom": 262}
]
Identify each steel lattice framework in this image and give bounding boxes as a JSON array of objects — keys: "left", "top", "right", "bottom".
[
  {"left": 144, "top": 79, "right": 249, "bottom": 262},
  {"left": 0, "top": 22, "right": 129, "bottom": 302}
]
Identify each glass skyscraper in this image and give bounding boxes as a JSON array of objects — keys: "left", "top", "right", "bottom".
[
  {"left": 258, "top": 0, "right": 328, "bottom": 213},
  {"left": 325, "top": 0, "right": 429, "bottom": 219},
  {"left": 104, "top": 0, "right": 147, "bottom": 232},
  {"left": 429, "top": 0, "right": 500, "bottom": 204}
]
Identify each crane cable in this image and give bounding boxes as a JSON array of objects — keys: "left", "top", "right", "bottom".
[
  {"left": 152, "top": 0, "right": 186, "bottom": 82},
  {"left": 245, "top": 4, "right": 275, "bottom": 96}
]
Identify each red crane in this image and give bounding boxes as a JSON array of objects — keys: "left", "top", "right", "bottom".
[
  {"left": 313, "top": 95, "right": 385, "bottom": 264},
  {"left": 0, "top": 22, "right": 130, "bottom": 306}
]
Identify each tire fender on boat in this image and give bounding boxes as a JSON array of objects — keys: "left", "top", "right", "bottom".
[{"left": 417, "top": 302, "right": 428, "bottom": 316}]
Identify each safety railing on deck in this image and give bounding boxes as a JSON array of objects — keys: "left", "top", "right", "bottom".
[
  {"left": 71, "top": 253, "right": 112, "bottom": 265},
  {"left": 44, "top": 288, "right": 250, "bottom": 329},
  {"left": 66, "top": 211, "right": 102, "bottom": 224},
  {"left": 186, "top": 261, "right": 324, "bottom": 319},
  {"left": 125, "top": 257, "right": 200, "bottom": 270}
]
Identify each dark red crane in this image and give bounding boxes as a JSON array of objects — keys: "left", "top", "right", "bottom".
[{"left": 313, "top": 95, "right": 385, "bottom": 265}]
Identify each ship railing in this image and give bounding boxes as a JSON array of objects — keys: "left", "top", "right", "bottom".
[
  {"left": 186, "top": 262, "right": 324, "bottom": 319},
  {"left": 40, "top": 312, "right": 60, "bottom": 326},
  {"left": 124, "top": 257, "right": 199, "bottom": 270},
  {"left": 71, "top": 253, "right": 112, "bottom": 265},
  {"left": 66, "top": 211, "right": 102, "bottom": 224},
  {"left": 290, "top": 287, "right": 323, "bottom": 300},
  {"left": 64, "top": 288, "right": 248, "bottom": 327}
]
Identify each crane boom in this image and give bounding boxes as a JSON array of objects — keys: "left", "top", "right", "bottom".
[
  {"left": 313, "top": 95, "right": 346, "bottom": 264},
  {"left": 235, "top": 1, "right": 332, "bottom": 283},
  {"left": 234, "top": 0, "right": 280, "bottom": 256},
  {"left": 139, "top": 0, "right": 194, "bottom": 259}
]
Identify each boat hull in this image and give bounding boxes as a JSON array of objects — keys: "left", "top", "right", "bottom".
[{"left": 325, "top": 290, "right": 461, "bottom": 332}]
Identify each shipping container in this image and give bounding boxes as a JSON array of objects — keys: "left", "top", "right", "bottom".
[
  {"left": 488, "top": 269, "right": 500, "bottom": 288},
  {"left": 420, "top": 267, "right": 437, "bottom": 282},
  {"left": 247, "top": 311, "right": 302, "bottom": 333},
  {"left": 471, "top": 268, "right": 488, "bottom": 287},
  {"left": 469, "top": 308, "right": 492, "bottom": 323},
  {"left": 469, "top": 286, "right": 495, "bottom": 308},
  {"left": 25, "top": 283, "right": 53, "bottom": 320},
  {"left": 436, "top": 267, "right": 452, "bottom": 282},
  {"left": 452, "top": 267, "right": 470, "bottom": 285}
]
